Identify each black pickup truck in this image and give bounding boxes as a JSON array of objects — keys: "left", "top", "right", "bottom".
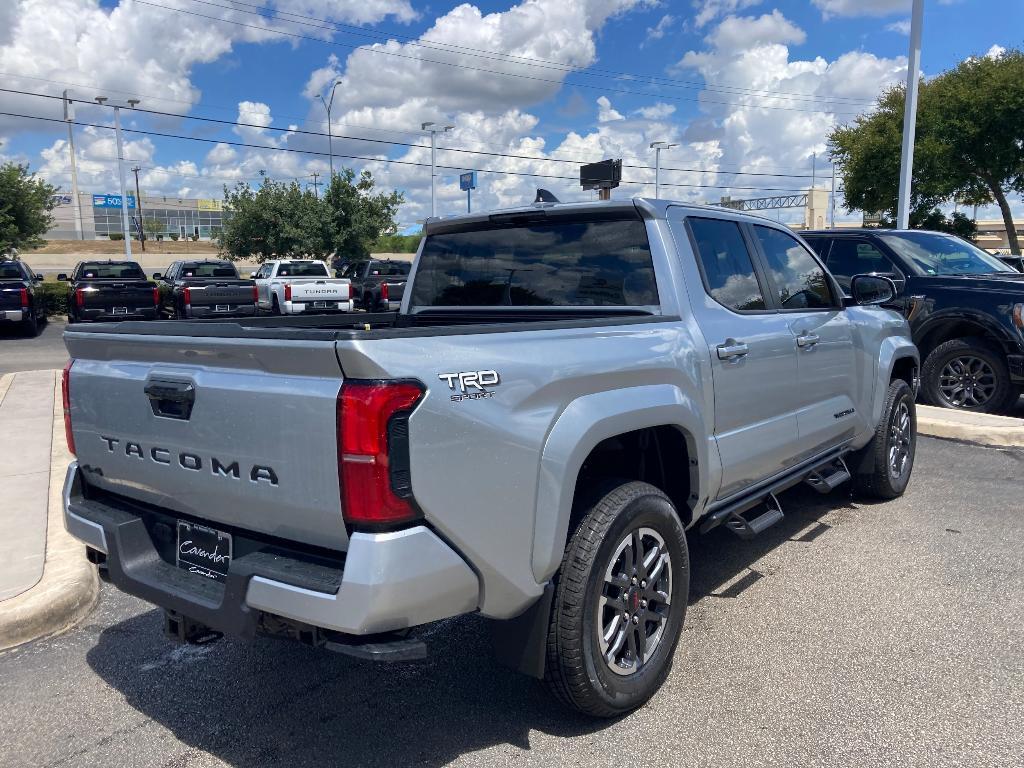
[
  {"left": 0, "top": 258, "right": 47, "bottom": 336},
  {"left": 338, "top": 258, "right": 410, "bottom": 311},
  {"left": 60, "top": 261, "right": 158, "bottom": 324},
  {"left": 154, "top": 260, "right": 257, "bottom": 319},
  {"left": 803, "top": 229, "right": 1024, "bottom": 413}
]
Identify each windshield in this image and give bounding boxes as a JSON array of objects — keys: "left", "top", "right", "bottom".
[
  {"left": 180, "top": 262, "right": 238, "bottom": 279},
  {"left": 410, "top": 216, "right": 658, "bottom": 308},
  {"left": 878, "top": 232, "right": 1015, "bottom": 276},
  {"left": 277, "top": 262, "right": 329, "bottom": 278},
  {"left": 77, "top": 263, "right": 146, "bottom": 280}
]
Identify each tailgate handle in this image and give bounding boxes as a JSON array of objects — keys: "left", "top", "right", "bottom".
[{"left": 145, "top": 380, "right": 196, "bottom": 420}]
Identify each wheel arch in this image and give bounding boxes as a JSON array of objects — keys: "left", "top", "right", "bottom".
[
  {"left": 916, "top": 312, "right": 1015, "bottom": 360},
  {"left": 870, "top": 337, "right": 920, "bottom": 431},
  {"left": 531, "top": 385, "right": 708, "bottom": 584}
]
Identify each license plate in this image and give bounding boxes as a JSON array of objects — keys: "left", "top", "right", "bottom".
[
  {"left": 215, "top": 304, "right": 230, "bottom": 312},
  {"left": 312, "top": 300, "right": 332, "bottom": 308},
  {"left": 112, "top": 306, "right": 128, "bottom": 315},
  {"left": 176, "top": 521, "right": 232, "bottom": 583}
]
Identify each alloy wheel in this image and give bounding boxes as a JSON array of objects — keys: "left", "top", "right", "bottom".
[
  {"left": 937, "top": 355, "right": 997, "bottom": 408},
  {"left": 888, "top": 398, "right": 912, "bottom": 479}
]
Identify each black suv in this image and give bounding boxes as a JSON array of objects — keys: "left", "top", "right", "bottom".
[{"left": 803, "top": 229, "right": 1024, "bottom": 413}]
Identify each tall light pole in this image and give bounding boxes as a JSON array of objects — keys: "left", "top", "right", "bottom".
[
  {"left": 649, "top": 141, "right": 678, "bottom": 198},
  {"left": 62, "top": 90, "right": 84, "bottom": 240},
  {"left": 318, "top": 80, "right": 342, "bottom": 178},
  {"left": 96, "top": 96, "right": 139, "bottom": 260},
  {"left": 897, "top": 0, "right": 925, "bottom": 229},
  {"left": 422, "top": 122, "right": 454, "bottom": 217}
]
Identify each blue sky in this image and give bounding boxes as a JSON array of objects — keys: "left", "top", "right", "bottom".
[{"left": 0, "top": 0, "right": 1020, "bottom": 225}]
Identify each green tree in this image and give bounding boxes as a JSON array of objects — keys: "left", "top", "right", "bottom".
[
  {"left": 0, "top": 162, "right": 57, "bottom": 254},
  {"left": 323, "top": 168, "right": 405, "bottom": 262},
  {"left": 830, "top": 48, "right": 1024, "bottom": 253},
  {"left": 142, "top": 218, "right": 165, "bottom": 238},
  {"left": 217, "top": 179, "right": 331, "bottom": 261}
]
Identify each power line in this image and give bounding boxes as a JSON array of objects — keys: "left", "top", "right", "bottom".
[{"left": 133, "top": 0, "right": 870, "bottom": 117}]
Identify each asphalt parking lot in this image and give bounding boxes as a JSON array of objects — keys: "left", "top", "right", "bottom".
[
  {"left": 0, "top": 318, "right": 68, "bottom": 375},
  {"left": 0, "top": 436, "right": 1020, "bottom": 768}
]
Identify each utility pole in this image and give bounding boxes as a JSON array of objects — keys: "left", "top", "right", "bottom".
[
  {"left": 310, "top": 171, "right": 321, "bottom": 198},
  {"left": 422, "top": 122, "right": 454, "bottom": 218},
  {"left": 897, "top": 0, "right": 925, "bottom": 229},
  {"left": 62, "top": 90, "right": 84, "bottom": 240},
  {"left": 811, "top": 152, "right": 817, "bottom": 189},
  {"left": 131, "top": 166, "right": 145, "bottom": 251},
  {"left": 318, "top": 80, "right": 342, "bottom": 178},
  {"left": 830, "top": 163, "right": 837, "bottom": 229},
  {"left": 649, "top": 141, "right": 678, "bottom": 199},
  {"left": 95, "top": 97, "right": 139, "bottom": 260}
]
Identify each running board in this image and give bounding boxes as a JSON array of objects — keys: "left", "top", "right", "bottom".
[
  {"left": 804, "top": 458, "right": 851, "bottom": 494},
  {"left": 724, "top": 493, "right": 784, "bottom": 540}
]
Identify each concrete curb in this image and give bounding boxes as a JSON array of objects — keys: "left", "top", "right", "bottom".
[
  {"left": 0, "top": 372, "right": 98, "bottom": 651},
  {"left": 917, "top": 404, "right": 1024, "bottom": 448}
]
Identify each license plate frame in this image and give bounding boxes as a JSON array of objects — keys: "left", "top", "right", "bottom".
[
  {"left": 312, "top": 300, "right": 332, "bottom": 308},
  {"left": 176, "top": 521, "right": 232, "bottom": 583},
  {"left": 112, "top": 306, "right": 128, "bottom": 315},
  {"left": 214, "top": 304, "right": 230, "bottom": 312}
]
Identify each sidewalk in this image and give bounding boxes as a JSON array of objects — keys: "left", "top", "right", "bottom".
[{"left": 0, "top": 370, "right": 98, "bottom": 650}]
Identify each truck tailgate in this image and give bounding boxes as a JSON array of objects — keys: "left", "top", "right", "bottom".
[
  {"left": 64, "top": 330, "right": 348, "bottom": 551},
  {"left": 80, "top": 282, "right": 154, "bottom": 310},
  {"left": 0, "top": 283, "right": 25, "bottom": 310},
  {"left": 287, "top": 279, "right": 351, "bottom": 301},
  {"left": 186, "top": 282, "right": 255, "bottom": 306}
]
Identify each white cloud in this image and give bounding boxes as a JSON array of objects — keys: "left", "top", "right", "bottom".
[
  {"left": 205, "top": 142, "right": 238, "bottom": 165},
  {"left": 705, "top": 10, "right": 806, "bottom": 50},
  {"left": 812, "top": 0, "right": 909, "bottom": 18},
  {"left": 643, "top": 14, "right": 675, "bottom": 45},
  {"left": 596, "top": 96, "right": 625, "bottom": 122},
  {"left": 692, "top": 0, "right": 762, "bottom": 29},
  {"left": 635, "top": 103, "right": 676, "bottom": 120},
  {"left": 886, "top": 19, "right": 911, "bottom": 35},
  {"left": 986, "top": 44, "right": 1006, "bottom": 60}
]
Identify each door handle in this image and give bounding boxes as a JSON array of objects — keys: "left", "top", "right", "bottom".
[
  {"left": 717, "top": 340, "right": 749, "bottom": 360},
  {"left": 796, "top": 332, "right": 820, "bottom": 348},
  {"left": 145, "top": 380, "right": 196, "bottom": 420}
]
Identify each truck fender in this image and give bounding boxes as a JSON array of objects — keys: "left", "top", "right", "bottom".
[
  {"left": 916, "top": 308, "right": 1017, "bottom": 354},
  {"left": 869, "top": 336, "right": 920, "bottom": 430},
  {"left": 531, "top": 384, "right": 708, "bottom": 584}
]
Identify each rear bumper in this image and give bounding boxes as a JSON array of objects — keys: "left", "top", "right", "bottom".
[
  {"left": 78, "top": 307, "right": 159, "bottom": 322},
  {"left": 62, "top": 462, "right": 478, "bottom": 636},
  {"left": 0, "top": 309, "right": 24, "bottom": 322},
  {"left": 186, "top": 304, "right": 258, "bottom": 319},
  {"left": 282, "top": 300, "right": 354, "bottom": 314}
]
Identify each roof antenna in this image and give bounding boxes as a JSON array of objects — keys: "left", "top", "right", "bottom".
[{"left": 534, "top": 188, "right": 560, "bottom": 204}]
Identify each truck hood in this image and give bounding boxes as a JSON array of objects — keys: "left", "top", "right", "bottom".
[{"left": 921, "top": 273, "right": 1024, "bottom": 294}]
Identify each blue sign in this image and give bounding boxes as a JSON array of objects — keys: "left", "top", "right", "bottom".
[
  {"left": 93, "top": 194, "right": 136, "bottom": 209},
  {"left": 459, "top": 172, "right": 477, "bottom": 191}
]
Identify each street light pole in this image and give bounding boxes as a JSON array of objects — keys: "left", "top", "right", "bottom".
[
  {"left": 422, "top": 122, "right": 454, "bottom": 217},
  {"left": 649, "top": 141, "right": 678, "bottom": 198},
  {"left": 96, "top": 97, "right": 137, "bottom": 260},
  {"left": 62, "top": 90, "right": 84, "bottom": 240},
  {"left": 318, "top": 80, "right": 342, "bottom": 178},
  {"left": 897, "top": 0, "right": 925, "bottom": 229}
]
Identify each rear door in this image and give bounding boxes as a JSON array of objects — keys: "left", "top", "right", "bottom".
[
  {"left": 673, "top": 214, "right": 802, "bottom": 500},
  {"left": 749, "top": 225, "right": 859, "bottom": 458}
]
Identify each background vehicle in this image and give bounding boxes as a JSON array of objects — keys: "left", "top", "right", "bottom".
[
  {"left": 155, "top": 260, "right": 257, "bottom": 320},
  {"left": 997, "top": 254, "right": 1024, "bottom": 273},
  {"left": 59, "top": 261, "right": 157, "bottom": 324},
  {"left": 338, "top": 259, "right": 410, "bottom": 311},
  {"left": 0, "top": 258, "right": 46, "bottom": 336},
  {"left": 251, "top": 259, "right": 353, "bottom": 315},
  {"left": 62, "top": 199, "right": 917, "bottom": 718},
  {"left": 803, "top": 229, "right": 1024, "bottom": 413}
]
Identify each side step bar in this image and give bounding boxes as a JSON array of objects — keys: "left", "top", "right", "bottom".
[
  {"left": 724, "top": 492, "right": 784, "bottom": 540},
  {"left": 805, "top": 458, "right": 851, "bottom": 494}
]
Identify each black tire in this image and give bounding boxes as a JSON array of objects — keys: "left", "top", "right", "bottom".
[
  {"left": 544, "top": 481, "right": 689, "bottom": 718},
  {"left": 921, "top": 338, "right": 1019, "bottom": 413},
  {"left": 271, "top": 295, "right": 281, "bottom": 315},
  {"left": 21, "top": 305, "right": 39, "bottom": 337},
  {"left": 853, "top": 378, "right": 916, "bottom": 500}
]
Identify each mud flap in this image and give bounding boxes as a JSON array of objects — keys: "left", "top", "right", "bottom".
[{"left": 490, "top": 582, "right": 554, "bottom": 680}]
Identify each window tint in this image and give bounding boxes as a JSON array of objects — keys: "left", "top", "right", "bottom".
[
  {"left": 803, "top": 237, "right": 831, "bottom": 259},
  {"left": 179, "top": 262, "right": 239, "bottom": 278},
  {"left": 0, "top": 262, "right": 25, "bottom": 279},
  {"left": 826, "top": 239, "right": 896, "bottom": 288},
  {"left": 688, "top": 218, "right": 766, "bottom": 311},
  {"left": 77, "top": 262, "right": 146, "bottom": 280},
  {"left": 276, "top": 262, "right": 329, "bottom": 278},
  {"left": 410, "top": 217, "right": 658, "bottom": 307},
  {"left": 753, "top": 226, "right": 834, "bottom": 309}
]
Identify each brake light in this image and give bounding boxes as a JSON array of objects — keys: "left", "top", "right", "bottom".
[
  {"left": 62, "top": 361, "right": 75, "bottom": 456},
  {"left": 337, "top": 380, "right": 424, "bottom": 527},
  {"left": 284, "top": 284, "right": 292, "bottom": 301},
  {"left": 380, "top": 283, "right": 389, "bottom": 302},
  {"left": 75, "top": 288, "right": 84, "bottom": 308},
  {"left": 19, "top": 288, "right": 28, "bottom": 309},
  {"left": 251, "top": 283, "right": 259, "bottom": 303},
  {"left": 183, "top": 286, "right": 191, "bottom": 306},
  {"left": 152, "top": 285, "right": 160, "bottom": 305}
]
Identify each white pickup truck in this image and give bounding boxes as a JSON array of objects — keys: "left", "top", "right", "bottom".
[{"left": 252, "top": 259, "right": 353, "bottom": 315}]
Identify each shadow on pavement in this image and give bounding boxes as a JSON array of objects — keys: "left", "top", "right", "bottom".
[{"left": 85, "top": 484, "right": 854, "bottom": 767}]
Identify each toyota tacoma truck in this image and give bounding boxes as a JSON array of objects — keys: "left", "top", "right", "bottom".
[
  {"left": 61, "top": 199, "right": 919, "bottom": 717},
  {"left": 251, "top": 259, "right": 353, "bottom": 314},
  {"left": 154, "top": 260, "right": 258, "bottom": 320},
  {"left": 60, "top": 261, "right": 158, "bottom": 324}
]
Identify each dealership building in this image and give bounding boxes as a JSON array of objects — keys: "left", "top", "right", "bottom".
[{"left": 46, "top": 192, "right": 229, "bottom": 241}]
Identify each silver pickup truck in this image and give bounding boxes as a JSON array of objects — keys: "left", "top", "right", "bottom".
[{"left": 61, "top": 199, "right": 919, "bottom": 717}]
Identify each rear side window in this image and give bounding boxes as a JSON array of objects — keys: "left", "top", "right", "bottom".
[
  {"left": 826, "top": 239, "right": 897, "bottom": 288},
  {"left": 688, "top": 218, "right": 766, "bottom": 312},
  {"left": 410, "top": 217, "right": 658, "bottom": 307},
  {"left": 803, "top": 237, "right": 831, "bottom": 259},
  {"left": 752, "top": 226, "right": 834, "bottom": 310}
]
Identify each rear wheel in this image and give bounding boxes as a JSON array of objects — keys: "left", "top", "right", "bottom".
[
  {"left": 853, "top": 378, "right": 916, "bottom": 500},
  {"left": 271, "top": 295, "right": 281, "bottom": 315},
  {"left": 922, "top": 338, "right": 1018, "bottom": 413},
  {"left": 21, "top": 305, "right": 39, "bottom": 337},
  {"left": 544, "top": 481, "right": 688, "bottom": 718}
]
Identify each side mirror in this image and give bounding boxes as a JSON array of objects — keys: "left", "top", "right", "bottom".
[
  {"left": 57, "top": 273, "right": 68, "bottom": 282},
  {"left": 153, "top": 272, "right": 162, "bottom": 280},
  {"left": 850, "top": 274, "right": 896, "bottom": 306}
]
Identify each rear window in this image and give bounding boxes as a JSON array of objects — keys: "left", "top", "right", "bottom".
[
  {"left": 180, "top": 263, "right": 238, "bottom": 278},
  {"left": 410, "top": 217, "right": 658, "bottom": 308},
  {"left": 0, "top": 263, "right": 25, "bottom": 279},
  {"left": 369, "top": 261, "right": 410, "bottom": 277},
  {"left": 77, "top": 263, "right": 145, "bottom": 280},
  {"left": 277, "top": 262, "right": 329, "bottom": 278}
]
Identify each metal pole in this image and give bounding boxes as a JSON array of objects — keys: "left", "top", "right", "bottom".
[
  {"left": 467, "top": 187, "right": 471, "bottom": 214},
  {"left": 830, "top": 165, "right": 836, "bottom": 228},
  {"left": 63, "top": 90, "right": 84, "bottom": 240},
  {"left": 131, "top": 166, "right": 145, "bottom": 251},
  {"left": 112, "top": 106, "right": 132, "bottom": 260},
  {"left": 326, "top": 109, "right": 334, "bottom": 178},
  {"left": 654, "top": 147, "right": 661, "bottom": 199},
  {"left": 897, "top": 0, "right": 924, "bottom": 229},
  {"left": 811, "top": 152, "right": 816, "bottom": 189},
  {"left": 430, "top": 130, "right": 437, "bottom": 217}
]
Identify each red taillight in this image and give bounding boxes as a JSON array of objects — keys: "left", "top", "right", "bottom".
[
  {"left": 62, "top": 361, "right": 76, "bottom": 456},
  {"left": 19, "top": 288, "right": 28, "bottom": 309},
  {"left": 337, "top": 380, "right": 424, "bottom": 528},
  {"left": 251, "top": 284, "right": 258, "bottom": 302},
  {"left": 380, "top": 283, "right": 389, "bottom": 302},
  {"left": 284, "top": 284, "right": 292, "bottom": 301},
  {"left": 75, "top": 288, "right": 84, "bottom": 308},
  {"left": 152, "top": 285, "right": 160, "bottom": 305},
  {"left": 183, "top": 286, "right": 191, "bottom": 305}
]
